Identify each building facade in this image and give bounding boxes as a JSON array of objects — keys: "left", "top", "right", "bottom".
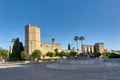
[
  {"left": 9, "top": 46, "right": 13, "bottom": 54},
  {"left": 94, "top": 43, "right": 104, "bottom": 53},
  {"left": 82, "top": 45, "right": 94, "bottom": 53},
  {"left": 25, "top": 24, "right": 61, "bottom": 56},
  {"left": 82, "top": 42, "right": 104, "bottom": 54}
]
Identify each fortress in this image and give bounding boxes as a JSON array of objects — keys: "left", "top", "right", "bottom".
[
  {"left": 25, "top": 24, "right": 61, "bottom": 56},
  {"left": 82, "top": 43, "right": 104, "bottom": 54},
  {"left": 9, "top": 24, "right": 105, "bottom": 57}
]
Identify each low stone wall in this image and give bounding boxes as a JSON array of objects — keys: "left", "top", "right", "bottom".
[{"left": 57, "top": 59, "right": 103, "bottom": 65}]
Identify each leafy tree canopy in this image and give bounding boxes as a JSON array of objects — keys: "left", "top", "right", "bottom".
[
  {"left": 21, "top": 51, "right": 28, "bottom": 61},
  {"left": 58, "top": 51, "right": 66, "bottom": 58},
  {"left": 54, "top": 49, "right": 59, "bottom": 56},
  {"left": 74, "top": 36, "right": 79, "bottom": 41},
  {"left": 69, "top": 51, "right": 77, "bottom": 57},
  {"left": 32, "top": 49, "right": 42, "bottom": 60},
  {"left": 46, "top": 52, "right": 55, "bottom": 57},
  {"left": 0, "top": 50, "right": 9, "bottom": 60},
  {"left": 109, "top": 53, "right": 120, "bottom": 58},
  {"left": 94, "top": 52, "right": 101, "bottom": 57},
  {"left": 12, "top": 38, "right": 24, "bottom": 60},
  {"left": 79, "top": 36, "right": 85, "bottom": 41}
]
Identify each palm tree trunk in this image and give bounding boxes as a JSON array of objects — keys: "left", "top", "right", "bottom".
[
  {"left": 81, "top": 40, "right": 83, "bottom": 52},
  {"left": 77, "top": 41, "right": 78, "bottom": 53}
]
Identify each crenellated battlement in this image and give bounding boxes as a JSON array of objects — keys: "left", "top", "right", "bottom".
[{"left": 25, "top": 24, "right": 40, "bottom": 28}]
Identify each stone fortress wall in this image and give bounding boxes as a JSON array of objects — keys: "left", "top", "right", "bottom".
[
  {"left": 82, "top": 43, "right": 104, "bottom": 54},
  {"left": 82, "top": 45, "right": 94, "bottom": 53},
  {"left": 25, "top": 24, "right": 61, "bottom": 56},
  {"left": 9, "top": 24, "right": 104, "bottom": 56}
]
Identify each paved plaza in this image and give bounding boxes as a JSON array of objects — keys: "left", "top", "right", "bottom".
[{"left": 0, "top": 59, "right": 120, "bottom": 80}]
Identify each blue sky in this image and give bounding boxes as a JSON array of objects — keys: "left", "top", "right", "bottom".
[{"left": 0, "top": 0, "right": 120, "bottom": 50}]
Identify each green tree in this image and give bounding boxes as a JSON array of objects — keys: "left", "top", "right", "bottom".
[
  {"left": 58, "top": 51, "right": 66, "bottom": 58},
  {"left": 68, "top": 43, "right": 71, "bottom": 50},
  {"left": 54, "top": 48, "right": 59, "bottom": 56},
  {"left": 0, "top": 50, "right": 9, "bottom": 60},
  {"left": 79, "top": 36, "right": 85, "bottom": 51},
  {"left": 103, "top": 52, "right": 110, "bottom": 57},
  {"left": 11, "top": 38, "right": 16, "bottom": 43},
  {"left": 109, "top": 53, "right": 120, "bottom": 58},
  {"left": 12, "top": 38, "right": 24, "bottom": 60},
  {"left": 21, "top": 51, "right": 28, "bottom": 61},
  {"left": 0, "top": 50, "right": 2, "bottom": 56},
  {"left": 69, "top": 50, "right": 77, "bottom": 57},
  {"left": 74, "top": 36, "right": 79, "bottom": 52},
  {"left": 94, "top": 52, "right": 101, "bottom": 58},
  {"left": 32, "top": 49, "right": 42, "bottom": 61},
  {"left": 46, "top": 52, "right": 55, "bottom": 57}
]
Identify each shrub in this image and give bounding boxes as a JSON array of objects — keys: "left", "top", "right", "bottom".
[
  {"left": 46, "top": 52, "right": 55, "bottom": 57},
  {"left": 0, "top": 50, "right": 9, "bottom": 60},
  {"left": 21, "top": 51, "right": 28, "bottom": 61},
  {"left": 32, "top": 49, "right": 42, "bottom": 61},
  {"left": 69, "top": 51, "right": 77, "bottom": 57},
  {"left": 109, "top": 53, "right": 120, "bottom": 58},
  {"left": 58, "top": 51, "right": 66, "bottom": 58},
  {"left": 94, "top": 52, "right": 101, "bottom": 58},
  {"left": 54, "top": 49, "right": 59, "bottom": 56}
]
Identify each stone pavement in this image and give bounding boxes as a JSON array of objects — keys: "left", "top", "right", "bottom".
[{"left": 0, "top": 59, "right": 120, "bottom": 80}]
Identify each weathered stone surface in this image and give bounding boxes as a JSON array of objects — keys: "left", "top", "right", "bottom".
[{"left": 25, "top": 24, "right": 61, "bottom": 55}]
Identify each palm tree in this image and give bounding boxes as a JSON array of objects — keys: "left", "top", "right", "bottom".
[
  {"left": 74, "top": 36, "right": 79, "bottom": 52},
  {"left": 51, "top": 38, "right": 55, "bottom": 43},
  {"left": 79, "top": 36, "right": 85, "bottom": 52},
  {"left": 11, "top": 38, "right": 16, "bottom": 43},
  {"left": 51, "top": 38, "right": 55, "bottom": 52}
]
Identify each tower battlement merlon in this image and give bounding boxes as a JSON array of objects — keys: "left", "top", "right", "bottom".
[{"left": 25, "top": 24, "right": 40, "bottom": 28}]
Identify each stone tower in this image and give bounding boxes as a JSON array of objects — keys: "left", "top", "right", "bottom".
[
  {"left": 94, "top": 42, "right": 104, "bottom": 53},
  {"left": 25, "top": 24, "right": 40, "bottom": 55}
]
